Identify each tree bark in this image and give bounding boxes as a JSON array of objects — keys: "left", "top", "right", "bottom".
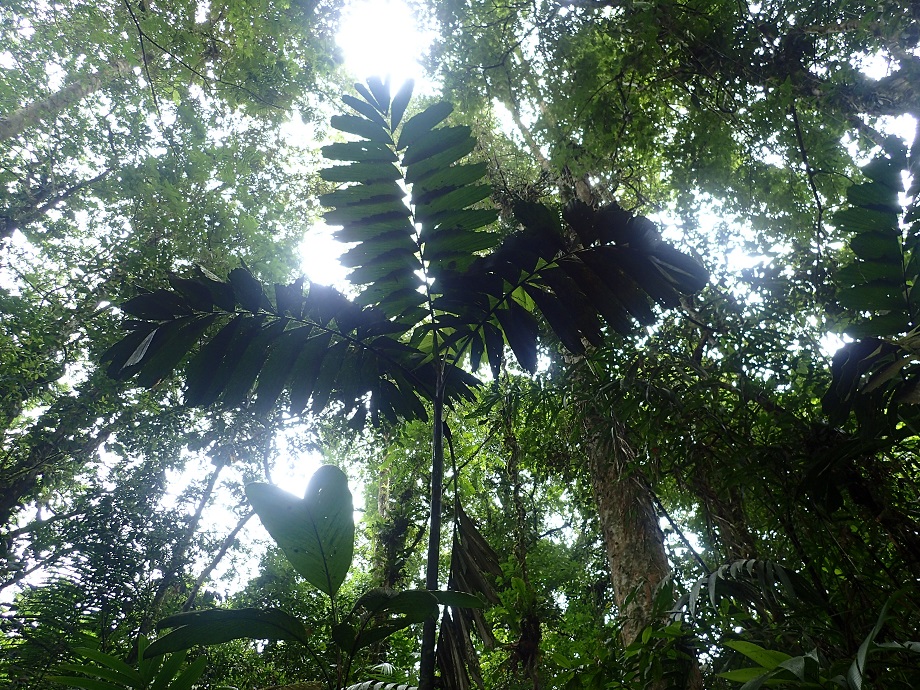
[
  {"left": 582, "top": 404, "right": 670, "bottom": 646},
  {"left": 0, "top": 59, "right": 135, "bottom": 143}
]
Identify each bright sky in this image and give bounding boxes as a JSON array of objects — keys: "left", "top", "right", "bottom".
[{"left": 299, "top": 0, "right": 433, "bottom": 289}]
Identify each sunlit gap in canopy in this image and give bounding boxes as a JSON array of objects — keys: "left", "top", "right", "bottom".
[
  {"left": 274, "top": 0, "right": 435, "bottom": 519},
  {"left": 298, "top": 0, "right": 436, "bottom": 290}
]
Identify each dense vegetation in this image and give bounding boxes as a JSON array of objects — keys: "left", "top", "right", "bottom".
[{"left": 1, "top": 0, "right": 918, "bottom": 689}]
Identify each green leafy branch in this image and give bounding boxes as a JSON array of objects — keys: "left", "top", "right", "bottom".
[
  {"left": 100, "top": 76, "right": 708, "bottom": 689},
  {"left": 823, "top": 137, "right": 920, "bottom": 430},
  {"left": 49, "top": 635, "right": 209, "bottom": 690}
]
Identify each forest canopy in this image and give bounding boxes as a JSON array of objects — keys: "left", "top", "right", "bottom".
[{"left": 1, "top": 1, "right": 919, "bottom": 689}]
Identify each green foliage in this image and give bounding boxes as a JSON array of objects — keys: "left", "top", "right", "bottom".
[
  {"left": 99, "top": 77, "right": 705, "bottom": 689},
  {"left": 824, "top": 138, "right": 920, "bottom": 430},
  {"left": 103, "top": 79, "right": 706, "bottom": 421},
  {"left": 142, "top": 464, "right": 482, "bottom": 690},
  {"left": 49, "top": 636, "right": 208, "bottom": 690},
  {"left": 717, "top": 593, "right": 920, "bottom": 690}
]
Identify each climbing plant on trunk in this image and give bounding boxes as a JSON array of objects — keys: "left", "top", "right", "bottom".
[{"left": 101, "top": 77, "right": 707, "bottom": 689}]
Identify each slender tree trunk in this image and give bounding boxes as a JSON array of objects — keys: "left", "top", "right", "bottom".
[
  {"left": 0, "top": 59, "right": 135, "bottom": 143},
  {"left": 138, "top": 460, "right": 225, "bottom": 636},
  {"left": 3, "top": 168, "right": 111, "bottom": 242},
  {"left": 183, "top": 509, "right": 253, "bottom": 611},
  {"left": 419, "top": 364, "right": 446, "bottom": 690}
]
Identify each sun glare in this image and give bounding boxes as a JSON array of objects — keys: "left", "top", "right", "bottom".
[
  {"left": 336, "top": 0, "right": 433, "bottom": 88},
  {"left": 300, "top": 0, "right": 433, "bottom": 288}
]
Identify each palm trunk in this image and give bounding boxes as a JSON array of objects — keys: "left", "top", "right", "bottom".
[{"left": 419, "top": 363, "right": 446, "bottom": 690}]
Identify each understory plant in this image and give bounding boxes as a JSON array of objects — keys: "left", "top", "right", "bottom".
[
  {"left": 101, "top": 77, "right": 708, "bottom": 688},
  {"left": 49, "top": 635, "right": 209, "bottom": 690},
  {"left": 144, "top": 465, "right": 482, "bottom": 690}
]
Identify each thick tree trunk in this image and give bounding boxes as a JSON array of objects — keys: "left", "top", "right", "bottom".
[
  {"left": 0, "top": 58, "right": 135, "bottom": 143},
  {"left": 583, "top": 407, "right": 670, "bottom": 646}
]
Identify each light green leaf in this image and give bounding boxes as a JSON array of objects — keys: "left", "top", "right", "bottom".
[
  {"left": 725, "top": 640, "right": 792, "bottom": 669},
  {"left": 245, "top": 465, "right": 354, "bottom": 596}
]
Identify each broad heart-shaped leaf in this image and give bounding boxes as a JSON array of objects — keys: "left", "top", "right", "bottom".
[
  {"left": 245, "top": 465, "right": 354, "bottom": 596},
  {"left": 145, "top": 608, "right": 311, "bottom": 657}
]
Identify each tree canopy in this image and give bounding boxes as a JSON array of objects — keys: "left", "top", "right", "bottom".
[{"left": 2, "top": 0, "right": 919, "bottom": 689}]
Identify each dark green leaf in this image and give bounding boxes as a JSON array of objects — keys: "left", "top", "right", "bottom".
[
  {"left": 147, "top": 608, "right": 310, "bottom": 657},
  {"left": 523, "top": 283, "right": 585, "bottom": 355},
  {"left": 319, "top": 181, "right": 405, "bottom": 208},
  {"left": 332, "top": 622, "right": 356, "bottom": 652},
  {"left": 431, "top": 591, "right": 486, "bottom": 608},
  {"left": 405, "top": 137, "right": 478, "bottom": 185},
  {"left": 121, "top": 290, "right": 192, "bottom": 321},
  {"left": 60, "top": 649, "right": 142, "bottom": 687},
  {"left": 168, "top": 276, "right": 214, "bottom": 312},
  {"left": 390, "top": 79, "right": 414, "bottom": 130},
  {"left": 274, "top": 278, "right": 305, "bottom": 318},
  {"left": 321, "top": 141, "right": 397, "bottom": 163},
  {"left": 403, "top": 125, "right": 472, "bottom": 167},
  {"left": 309, "top": 339, "right": 350, "bottom": 411},
  {"left": 100, "top": 324, "right": 158, "bottom": 378},
  {"left": 252, "top": 326, "right": 312, "bottom": 413},
  {"left": 483, "top": 322, "right": 504, "bottom": 379},
  {"left": 353, "top": 81, "right": 381, "bottom": 110},
  {"left": 228, "top": 267, "right": 270, "bottom": 313},
  {"left": 149, "top": 650, "right": 186, "bottom": 690},
  {"left": 397, "top": 101, "right": 453, "bottom": 150},
  {"left": 192, "top": 266, "right": 237, "bottom": 311},
  {"left": 166, "top": 656, "right": 207, "bottom": 690},
  {"left": 320, "top": 162, "right": 402, "bottom": 184},
  {"left": 184, "top": 315, "right": 266, "bottom": 406},
  {"left": 414, "top": 162, "right": 489, "bottom": 198},
  {"left": 288, "top": 330, "right": 334, "bottom": 414},
  {"left": 135, "top": 314, "right": 219, "bottom": 389},
  {"left": 183, "top": 315, "right": 247, "bottom": 406},
  {"left": 220, "top": 318, "right": 290, "bottom": 406},
  {"left": 494, "top": 300, "right": 538, "bottom": 372},
  {"left": 366, "top": 76, "right": 391, "bottom": 115},
  {"left": 329, "top": 114, "right": 392, "bottom": 144},
  {"left": 46, "top": 677, "right": 124, "bottom": 690},
  {"left": 341, "top": 94, "right": 388, "bottom": 128}
]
